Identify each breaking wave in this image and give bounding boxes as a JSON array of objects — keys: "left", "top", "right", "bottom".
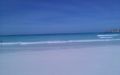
[
  {"left": 97, "top": 34, "right": 120, "bottom": 37},
  {"left": 1, "top": 39, "right": 120, "bottom": 46},
  {"left": 97, "top": 34, "right": 120, "bottom": 39}
]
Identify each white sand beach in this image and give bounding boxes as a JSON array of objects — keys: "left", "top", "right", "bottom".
[{"left": 0, "top": 45, "right": 120, "bottom": 75}]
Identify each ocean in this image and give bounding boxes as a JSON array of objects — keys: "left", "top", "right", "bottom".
[
  {"left": 0, "top": 33, "right": 120, "bottom": 75},
  {"left": 0, "top": 33, "right": 120, "bottom": 45}
]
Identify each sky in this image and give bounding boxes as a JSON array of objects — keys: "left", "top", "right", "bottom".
[{"left": 0, "top": 0, "right": 120, "bottom": 35}]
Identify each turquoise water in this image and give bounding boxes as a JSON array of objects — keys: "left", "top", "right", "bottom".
[{"left": 0, "top": 33, "right": 120, "bottom": 45}]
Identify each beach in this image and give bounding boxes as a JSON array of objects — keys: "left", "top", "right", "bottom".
[
  {"left": 0, "top": 43, "right": 120, "bottom": 75},
  {"left": 0, "top": 33, "right": 120, "bottom": 75},
  {"left": 1, "top": 0, "right": 120, "bottom": 74}
]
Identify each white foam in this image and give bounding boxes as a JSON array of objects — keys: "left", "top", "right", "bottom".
[
  {"left": 1, "top": 39, "right": 120, "bottom": 46},
  {"left": 97, "top": 34, "right": 119, "bottom": 37},
  {"left": 98, "top": 37, "right": 113, "bottom": 39}
]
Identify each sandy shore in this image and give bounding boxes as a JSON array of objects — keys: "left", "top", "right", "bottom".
[{"left": 0, "top": 45, "right": 120, "bottom": 75}]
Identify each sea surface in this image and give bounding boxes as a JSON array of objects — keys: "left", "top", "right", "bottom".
[
  {"left": 0, "top": 33, "right": 120, "bottom": 52},
  {"left": 0, "top": 33, "right": 120, "bottom": 45}
]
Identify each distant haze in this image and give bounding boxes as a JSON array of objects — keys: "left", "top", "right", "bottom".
[{"left": 0, "top": 0, "right": 120, "bottom": 35}]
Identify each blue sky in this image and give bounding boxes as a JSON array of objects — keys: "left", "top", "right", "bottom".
[{"left": 0, "top": 0, "right": 120, "bottom": 35}]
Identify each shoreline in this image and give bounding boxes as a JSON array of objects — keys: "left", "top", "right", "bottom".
[{"left": 0, "top": 41, "right": 120, "bottom": 53}]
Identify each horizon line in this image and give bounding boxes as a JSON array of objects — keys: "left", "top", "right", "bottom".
[{"left": 0, "top": 32, "right": 120, "bottom": 36}]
